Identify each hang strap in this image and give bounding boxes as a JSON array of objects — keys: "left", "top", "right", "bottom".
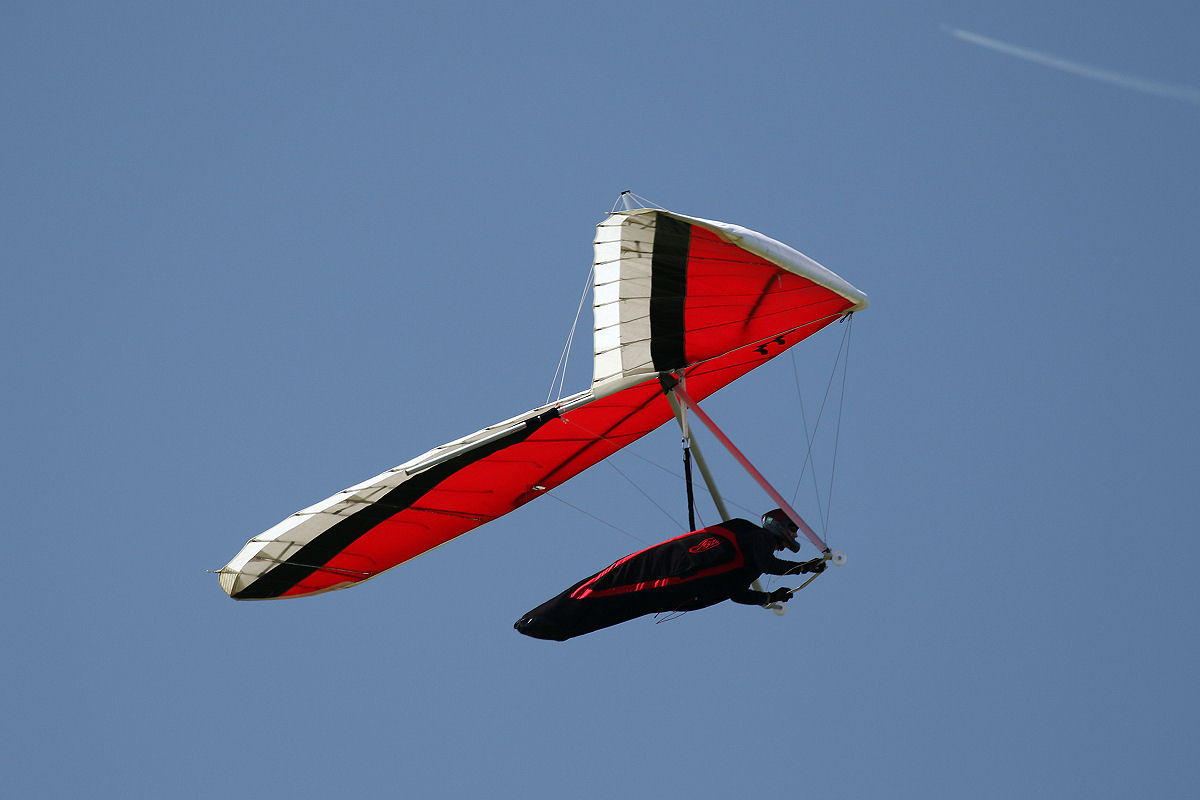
[{"left": 682, "top": 443, "right": 697, "bottom": 530}]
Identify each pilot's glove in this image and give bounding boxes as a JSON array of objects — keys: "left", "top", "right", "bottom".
[
  {"left": 767, "top": 588, "right": 794, "bottom": 603},
  {"left": 800, "top": 558, "right": 827, "bottom": 574}
]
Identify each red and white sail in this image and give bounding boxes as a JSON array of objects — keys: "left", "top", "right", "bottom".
[{"left": 219, "top": 207, "right": 867, "bottom": 599}]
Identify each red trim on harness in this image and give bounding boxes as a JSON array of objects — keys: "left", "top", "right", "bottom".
[{"left": 570, "top": 525, "right": 745, "bottom": 599}]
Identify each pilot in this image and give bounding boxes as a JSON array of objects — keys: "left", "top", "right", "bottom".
[{"left": 515, "top": 508, "right": 827, "bottom": 641}]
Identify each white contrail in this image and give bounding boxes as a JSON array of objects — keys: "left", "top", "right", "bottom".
[{"left": 943, "top": 25, "right": 1200, "bottom": 106}]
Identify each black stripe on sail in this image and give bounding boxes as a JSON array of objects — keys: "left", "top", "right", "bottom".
[
  {"left": 649, "top": 213, "right": 689, "bottom": 371},
  {"left": 234, "top": 409, "right": 561, "bottom": 599}
]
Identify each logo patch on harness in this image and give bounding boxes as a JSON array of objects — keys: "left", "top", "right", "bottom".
[{"left": 689, "top": 537, "right": 722, "bottom": 554}]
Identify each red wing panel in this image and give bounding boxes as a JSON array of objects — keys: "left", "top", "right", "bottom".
[
  {"left": 223, "top": 209, "right": 860, "bottom": 600},
  {"left": 683, "top": 224, "right": 854, "bottom": 367},
  {"left": 281, "top": 317, "right": 847, "bottom": 598}
]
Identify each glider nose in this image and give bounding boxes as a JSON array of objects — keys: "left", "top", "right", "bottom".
[{"left": 514, "top": 614, "right": 568, "bottom": 642}]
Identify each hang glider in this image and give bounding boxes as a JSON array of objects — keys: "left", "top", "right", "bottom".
[{"left": 218, "top": 204, "right": 868, "bottom": 600}]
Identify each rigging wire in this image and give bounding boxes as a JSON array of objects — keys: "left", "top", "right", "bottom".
[
  {"left": 548, "top": 311, "right": 854, "bottom": 552},
  {"left": 541, "top": 433, "right": 726, "bottom": 553},
  {"left": 793, "top": 384, "right": 823, "bottom": 533},
  {"left": 555, "top": 415, "right": 760, "bottom": 525},
  {"left": 610, "top": 190, "right": 664, "bottom": 213},
  {"left": 602, "top": 458, "right": 685, "bottom": 531},
  {"left": 544, "top": 493, "right": 651, "bottom": 546},
  {"left": 823, "top": 314, "right": 854, "bottom": 536},
  {"left": 547, "top": 262, "right": 595, "bottom": 405},
  {"left": 789, "top": 314, "right": 855, "bottom": 539}
]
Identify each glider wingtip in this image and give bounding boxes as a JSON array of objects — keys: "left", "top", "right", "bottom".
[{"left": 218, "top": 569, "right": 276, "bottom": 601}]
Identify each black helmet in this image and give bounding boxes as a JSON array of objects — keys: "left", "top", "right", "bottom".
[{"left": 761, "top": 508, "right": 800, "bottom": 552}]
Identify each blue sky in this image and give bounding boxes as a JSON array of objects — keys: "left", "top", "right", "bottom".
[{"left": 4, "top": 2, "right": 1197, "bottom": 798}]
